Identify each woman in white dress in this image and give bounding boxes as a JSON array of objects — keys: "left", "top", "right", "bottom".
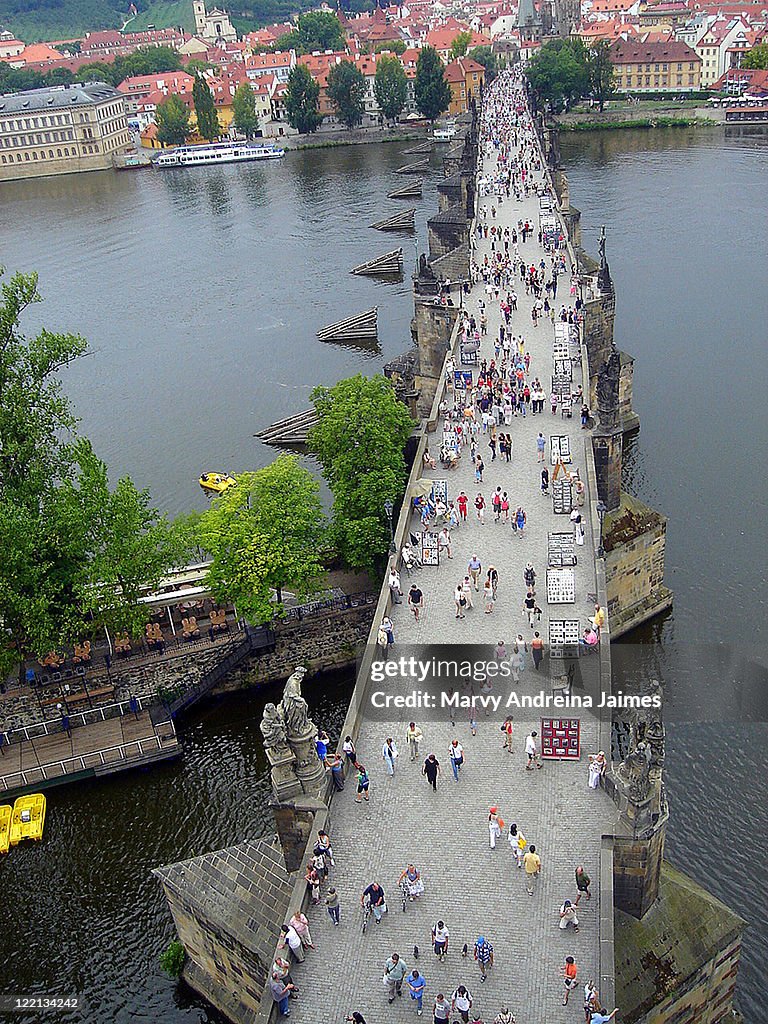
[
  {"left": 588, "top": 750, "right": 607, "bottom": 789},
  {"left": 570, "top": 508, "right": 585, "bottom": 546}
]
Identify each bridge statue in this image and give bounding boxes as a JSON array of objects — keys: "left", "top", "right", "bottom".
[
  {"left": 259, "top": 702, "right": 290, "bottom": 757},
  {"left": 596, "top": 345, "right": 621, "bottom": 432}
]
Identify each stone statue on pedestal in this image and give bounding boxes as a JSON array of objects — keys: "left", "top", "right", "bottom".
[
  {"left": 596, "top": 346, "right": 621, "bottom": 432},
  {"left": 282, "top": 666, "right": 314, "bottom": 740},
  {"left": 259, "top": 702, "right": 290, "bottom": 756},
  {"left": 617, "top": 739, "right": 652, "bottom": 802},
  {"left": 597, "top": 225, "right": 613, "bottom": 295}
]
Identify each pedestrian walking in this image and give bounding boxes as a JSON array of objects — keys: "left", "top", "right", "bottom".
[
  {"left": 559, "top": 899, "right": 580, "bottom": 931},
  {"left": 541, "top": 467, "right": 549, "bottom": 494},
  {"left": 432, "top": 921, "right": 449, "bottom": 962},
  {"left": 280, "top": 923, "right": 305, "bottom": 963},
  {"left": 523, "top": 590, "right": 536, "bottom": 628},
  {"left": 488, "top": 806, "right": 503, "bottom": 849},
  {"left": 483, "top": 578, "right": 495, "bottom": 613},
  {"left": 487, "top": 564, "right": 499, "bottom": 599},
  {"left": 468, "top": 554, "right": 482, "bottom": 590},
  {"left": 438, "top": 527, "right": 453, "bottom": 560},
  {"left": 384, "top": 952, "right": 407, "bottom": 1003},
  {"left": 494, "top": 1006, "right": 516, "bottom": 1024},
  {"left": 501, "top": 715, "right": 514, "bottom": 752},
  {"left": 454, "top": 582, "right": 467, "bottom": 619},
  {"left": 561, "top": 956, "right": 579, "bottom": 1005},
  {"left": 457, "top": 491, "right": 468, "bottom": 522},
  {"left": 474, "top": 936, "right": 494, "bottom": 981},
  {"left": 382, "top": 737, "right": 398, "bottom": 777},
  {"left": 525, "top": 730, "right": 542, "bottom": 769},
  {"left": 462, "top": 577, "right": 474, "bottom": 609},
  {"left": 513, "top": 506, "right": 526, "bottom": 536},
  {"left": 474, "top": 493, "right": 486, "bottom": 523},
  {"left": 304, "top": 862, "right": 321, "bottom": 904},
  {"left": 583, "top": 981, "right": 600, "bottom": 1022},
  {"left": 508, "top": 822, "right": 526, "bottom": 868},
  {"left": 406, "top": 722, "right": 423, "bottom": 761},
  {"left": 408, "top": 583, "right": 425, "bottom": 622},
  {"left": 524, "top": 844, "right": 541, "bottom": 895},
  {"left": 355, "top": 763, "right": 370, "bottom": 802},
  {"left": 422, "top": 753, "right": 441, "bottom": 791},
  {"left": 325, "top": 887, "right": 340, "bottom": 925},
  {"left": 342, "top": 735, "right": 357, "bottom": 764},
  {"left": 449, "top": 739, "right": 465, "bottom": 781},
  {"left": 571, "top": 507, "right": 585, "bottom": 545},
  {"left": 388, "top": 562, "right": 403, "bottom": 604},
  {"left": 575, "top": 866, "right": 592, "bottom": 904},
  {"left": 451, "top": 985, "right": 473, "bottom": 1023},
  {"left": 433, "top": 992, "right": 451, "bottom": 1023},
  {"left": 536, "top": 432, "right": 546, "bottom": 462},
  {"left": 531, "top": 631, "right": 544, "bottom": 670},
  {"left": 407, "top": 969, "right": 426, "bottom": 1016}
]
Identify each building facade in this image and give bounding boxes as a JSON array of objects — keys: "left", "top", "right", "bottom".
[
  {"left": 192, "top": 1, "right": 237, "bottom": 45},
  {"left": 0, "top": 82, "right": 131, "bottom": 181},
  {"left": 609, "top": 38, "right": 702, "bottom": 91}
]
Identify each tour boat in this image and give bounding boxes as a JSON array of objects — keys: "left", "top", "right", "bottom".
[
  {"left": 154, "top": 142, "right": 285, "bottom": 168},
  {"left": 0, "top": 805, "right": 11, "bottom": 854},
  {"left": 199, "top": 473, "right": 237, "bottom": 494},
  {"left": 433, "top": 126, "right": 457, "bottom": 141},
  {"left": 9, "top": 794, "right": 46, "bottom": 845}
]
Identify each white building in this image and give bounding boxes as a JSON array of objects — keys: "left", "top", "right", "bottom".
[{"left": 192, "top": 0, "right": 237, "bottom": 45}]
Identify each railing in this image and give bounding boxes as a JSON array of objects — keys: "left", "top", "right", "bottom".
[
  {"left": 2, "top": 695, "right": 150, "bottom": 746},
  {"left": 282, "top": 590, "right": 377, "bottom": 621},
  {"left": 0, "top": 723, "right": 177, "bottom": 791}
]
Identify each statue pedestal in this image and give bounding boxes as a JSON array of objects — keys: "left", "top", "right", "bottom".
[
  {"left": 267, "top": 747, "right": 303, "bottom": 801},
  {"left": 287, "top": 727, "right": 326, "bottom": 796}
]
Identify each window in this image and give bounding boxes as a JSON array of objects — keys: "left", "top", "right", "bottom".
[
  {"left": 24, "top": 152, "right": 29, "bottom": 160},
  {"left": 677, "top": 75, "right": 683, "bottom": 84},
  {"left": 33, "top": 151, "right": 38, "bottom": 160},
  {"left": 677, "top": 62, "right": 682, "bottom": 70},
  {"left": 49, "top": 149, "right": 54, "bottom": 158},
  {"left": 1, "top": 155, "right": 5, "bottom": 164},
  {"left": 63, "top": 147, "right": 69, "bottom": 156},
  {"left": 57, "top": 148, "right": 62, "bottom": 157},
  {"left": 662, "top": 63, "right": 668, "bottom": 71}
]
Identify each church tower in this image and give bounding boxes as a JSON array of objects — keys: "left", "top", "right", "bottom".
[{"left": 193, "top": 0, "right": 207, "bottom": 36}]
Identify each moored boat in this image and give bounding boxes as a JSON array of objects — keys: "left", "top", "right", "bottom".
[
  {"left": 154, "top": 142, "right": 285, "bottom": 168},
  {"left": 9, "top": 794, "right": 46, "bottom": 845},
  {"left": 0, "top": 805, "right": 11, "bottom": 854},
  {"left": 199, "top": 472, "right": 237, "bottom": 494}
]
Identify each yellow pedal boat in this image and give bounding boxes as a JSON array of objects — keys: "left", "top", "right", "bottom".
[
  {"left": 10, "top": 793, "right": 46, "bottom": 845},
  {"left": 0, "top": 805, "right": 11, "bottom": 853},
  {"left": 199, "top": 472, "right": 237, "bottom": 494}
]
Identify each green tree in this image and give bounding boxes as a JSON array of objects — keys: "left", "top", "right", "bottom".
[
  {"left": 415, "top": 45, "right": 452, "bottom": 122},
  {"left": 450, "top": 31, "right": 473, "bottom": 59},
  {"left": 741, "top": 43, "right": 768, "bottom": 70},
  {"left": 468, "top": 45, "right": 499, "bottom": 82},
  {"left": 308, "top": 375, "right": 415, "bottom": 575},
  {"left": 76, "top": 62, "right": 120, "bottom": 86},
  {"left": 524, "top": 38, "right": 590, "bottom": 112},
  {"left": 232, "top": 80, "right": 259, "bottom": 139},
  {"left": 155, "top": 94, "right": 191, "bottom": 147},
  {"left": 374, "top": 54, "right": 408, "bottom": 123},
  {"left": 327, "top": 59, "right": 367, "bottom": 129},
  {"left": 588, "top": 39, "right": 614, "bottom": 112},
  {"left": 374, "top": 40, "right": 406, "bottom": 55},
  {"left": 285, "top": 63, "right": 323, "bottom": 134},
  {"left": 197, "top": 456, "right": 325, "bottom": 623},
  {"left": 277, "top": 12, "right": 345, "bottom": 55},
  {"left": 192, "top": 73, "right": 220, "bottom": 141}
]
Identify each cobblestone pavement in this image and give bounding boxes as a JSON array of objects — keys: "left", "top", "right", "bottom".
[{"left": 286, "top": 135, "right": 621, "bottom": 1024}]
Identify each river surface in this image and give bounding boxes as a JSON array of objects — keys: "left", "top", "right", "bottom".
[{"left": 0, "top": 129, "right": 766, "bottom": 1020}]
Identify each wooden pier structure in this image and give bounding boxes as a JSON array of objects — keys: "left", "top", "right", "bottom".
[
  {"left": 350, "top": 249, "right": 403, "bottom": 277},
  {"left": 254, "top": 409, "right": 318, "bottom": 446},
  {"left": 316, "top": 307, "right": 378, "bottom": 342},
  {"left": 370, "top": 208, "right": 415, "bottom": 232},
  {"left": 402, "top": 142, "right": 432, "bottom": 155},
  {"left": 395, "top": 158, "right": 430, "bottom": 175},
  {"left": 387, "top": 181, "right": 422, "bottom": 200},
  {"left": 0, "top": 699, "right": 178, "bottom": 797}
]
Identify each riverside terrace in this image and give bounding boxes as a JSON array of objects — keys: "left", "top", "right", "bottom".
[{"left": 277, "top": 105, "right": 625, "bottom": 1024}]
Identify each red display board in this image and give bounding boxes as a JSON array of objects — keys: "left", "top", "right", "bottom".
[{"left": 540, "top": 717, "right": 580, "bottom": 759}]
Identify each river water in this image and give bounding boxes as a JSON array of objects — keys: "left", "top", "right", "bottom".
[{"left": 0, "top": 129, "right": 766, "bottom": 1020}]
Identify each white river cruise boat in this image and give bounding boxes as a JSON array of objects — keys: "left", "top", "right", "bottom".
[{"left": 154, "top": 142, "right": 285, "bottom": 168}]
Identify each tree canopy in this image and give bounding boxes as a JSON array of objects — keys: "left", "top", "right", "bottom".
[
  {"left": 276, "top": 12, "right": 345, "bottom": 55},
  {"left": 193, "top": 73, "right": 220, "bottom": 141},
  {"left": 284, "top": 63, "right": 323, "bottom": 134},
  {"left": 374, "top": 54, "right": 408, "bottom": 123},
  {"left": 587, "top": 39, "right": 614, "bottom": 111},
  {"left": 741, "top": 43, "right": 768, "bottom": 70},
  {"left": 155, "top": 94, "right": 191, "bottom": 147},
  {"left": 415, "top": 45, "right": 452, "bottom": 122},
  {"left": 374, "top": 39, "right": 406, "bottom": 55},
  {"left": 0, "top": 269, "right": 190, "bottom": 680},
  {"left": 524, "top": 37, "right": 591, "bottom": 112},
  {"left": 450, "top": 31, "right": 473, "bottom": 59},
  {"left": 468, "top": 46, "right": 500, "bottom": 83},
  {"left": 197, "top": 456, "right": 325, "bottom": 623},
  {"left": 327, "top": 59, "right": 367, "bottom": 128},
  {"left": 233, "top": 81, "right": 260, "bottom": 139},
  {"left": 308, "top": 375, "right": 415, "bottom": 575}
]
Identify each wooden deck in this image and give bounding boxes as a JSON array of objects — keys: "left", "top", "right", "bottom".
[{"left": 0, "top": 710, "right": 179, "bottom": 796}]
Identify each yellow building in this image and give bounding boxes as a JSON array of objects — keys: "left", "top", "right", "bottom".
[
  {"left": 0, "top": 81, "right": 131, "bottom": 180},
  {"left": 609, "top": 38, "right": 702, "bottom": 92},
  {"left": 444, "top": 57, "right": 485, "bottom": 117}
]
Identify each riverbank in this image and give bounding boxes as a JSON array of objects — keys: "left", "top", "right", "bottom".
[
  {"left": 285, "top": 125, "right": 429, "bottom": 150},
  {"left": 556, "top": 101, "right": 722, "bottom": 131}
]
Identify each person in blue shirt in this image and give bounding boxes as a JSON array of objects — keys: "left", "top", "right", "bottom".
[
  {"left": 591, "top": 1011, "right": 618, "bottom": 1024},
  {"left": 407, "top": 969, "right": 426, "bottom": 1015}
]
